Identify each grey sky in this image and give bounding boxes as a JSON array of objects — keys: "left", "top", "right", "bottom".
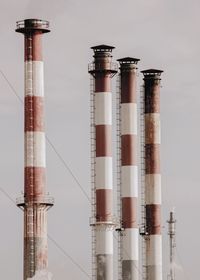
[{"left": 0, "top": 0, "right": 199, "bottom": 279}]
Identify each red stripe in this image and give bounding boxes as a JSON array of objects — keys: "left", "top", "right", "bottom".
[
  {"left": 25, "top": 31, "right": 43, "bottom": 61},
  {"left": 122, "top": 197, "right": 137, "bottom": 228},
  {"left": 146, "top": 204, "right": 161, "bottom": 235},
  {"left": 96, "top": 189, "right": 112, "bottom": 222},
  {"left": 145, "top": 81, "right": 160, "bottom": 113},
  {"left": 96, "top": 125, "right": 112, "bottom": 157},
  {"left": 121, "top": 135, "right": 137, "bottom": 166},
  {"left": 25, "top": 96, "right": 45, "bottom": 132},
  {"left": 25, "top": 167, "right": 46, "bottom": 198},
  {"left": 95, "top": 75, "right": 111, "bottom": 92},
  {"left": 145, "top": 144, "right": 160, "bottom": 174},
  {"left": 121, "top": 71, "right": 136, "bottom": 103}
]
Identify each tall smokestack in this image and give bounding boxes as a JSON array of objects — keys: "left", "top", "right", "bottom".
[
  {"left": 117, "top": 57, "right": 140, "bottom": 280},
  {"left": 16, "top": 19, "right": 54, "bottom": 279},
  {"left": 89, "top": 45, "right": 117, "bottom": 280},
  {"left": 141, "top": 69, "right": 163, "bottom": 280}
]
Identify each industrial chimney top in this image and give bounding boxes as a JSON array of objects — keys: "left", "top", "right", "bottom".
[
  {"left": 117, "top": 57, "right": 140, "bottom": 64},
  {"left": 16, "top": 19, "right": 50, "bottom": 33},
  {"left": 91, "top": 44, "right": 115, "bottom": 52},
  {"left": 141, "top": 69, "right": 163, "bottom": 75},
  {"left": 89, "top": 44, "right": 117, "bottom": 76},
  {"left": 141, "top": 69, "right": 163, "bottom": 80},
  {"left": 118, "top": 57, "right": 140, "bottom": 71}
]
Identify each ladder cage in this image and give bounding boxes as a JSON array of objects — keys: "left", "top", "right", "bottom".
[
  {"left": 140, "top": 84, "right": 148, "bottom": 280},
  {"left": 116, "top": 73, "right": 122, "bottom": 280},
  {"left": 90, "top": 76, "right": 97, "bottom": 280}
]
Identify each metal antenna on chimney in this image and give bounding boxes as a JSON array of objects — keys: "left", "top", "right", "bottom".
[{"left": 167, "top": 210, "right": 176, "bottom": 280}]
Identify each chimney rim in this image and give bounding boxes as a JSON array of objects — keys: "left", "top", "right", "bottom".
[
  {"left": 91, "top": 44, "right": 115, "bottom": 52},
  {"left": 117, "top": 57, "right": 140, "bottom": 64},
  {"left": 16, "top": 19, "right": 50, "bottom": 34},
  {"left": 141, "top": 68, "right": 163, "bottom": 74}
]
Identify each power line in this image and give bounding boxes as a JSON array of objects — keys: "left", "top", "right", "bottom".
[
  {"left": 0, "top": 69, "right": 90, "bottom": 202},
  {"left": 0, "top": 187, "right": 16, "bottom": 205},
  {"left": 0, "top": 69, "right": 144, "bottom": 279},
  {"left": 46, "top": 136, "right": 90, "bottom": 202},
  {"left": 0, "top": 68, "right": 91, "bottom": 278},
  {"left": 0, "top": 70, "right": 23, "bottom": 103},
  {"left": 48, "top": 235, "right": 91, "bottom": 279},
  {"left": 0, "top": 185, "right": 143, "bottom": 280},
  {"left": 0, "top": 187, "right": 91, "bottom": 279}
]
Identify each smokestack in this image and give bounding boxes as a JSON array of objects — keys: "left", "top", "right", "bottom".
[
  {"left": 141, "top": 69, "right": 163, "bottom": 280},
  {"left": 16, "top": 19, "right": 54, "bottom": 279},
  {"left": 117, "top": 57, "right": 140, "bottom": 280},
  {"left": 89, "top": 45, "right": 117, "bottom": 280}
]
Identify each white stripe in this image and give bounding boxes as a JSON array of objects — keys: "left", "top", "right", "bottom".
[
  {"left": 145, "top": 113, "right": 161, "bottom": 144},
  {"left": 25, "top": 61, "right": 44, "bottom": 97},
  {"left": 96, "top": 228, "right": 113, "bottom": 254},
  {"left": 121, "top": 103, "right": 137, "bottom": 135},
  {"left": 145, "top": 174, "right": 161, "bottom": 204},
  {"left": 121, "top": 166, "right": 138, "bottom": 197},
  {"left": 95, "top": 92, "right": 112, "bottom": 125},
  {"left": 33, "top": 61, "right": 44, "bottom": 97},
  {"left": 35, "top": 209, "right": 47, "bottom": 237},
  {"left": 25, "top": 132, "right": 46, "bottom": 167},
  {"left": 95, "top": 157, "right": 112, "bottom": 189},
  {"left": 146, "top": 235, "right": 162, "bottom": 266},
  {"left": 122, "top": 228, "right": 139, "bottom": 260}
]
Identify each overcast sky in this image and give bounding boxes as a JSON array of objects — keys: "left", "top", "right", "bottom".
[{"left": 0, "top": 0, "right": 199, "bottom": 279}]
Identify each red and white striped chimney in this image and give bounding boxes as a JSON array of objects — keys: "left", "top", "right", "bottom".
[
  {"left": 118, "top": 57, "right": 140, "bottom": 280},
  {"left": 16, "top": 19, "right": 54, "bottom": 279},
  {"left": 89, "top": 45, "right": 117, "bottom": 280},
  {"left": 141, "top": 69, "right": 163, "bottom": 280}
]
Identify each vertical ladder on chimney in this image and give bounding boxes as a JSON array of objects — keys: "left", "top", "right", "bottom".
[
  {"left": 140, "top": 85, "right": 147, "bottom": 280},
  {"left": 27, "top": 206, "right": 35, "bottom": 276},
  {"left": 116, "top": 74, "right": 122, "bottom": 280},
  {"left": 90, "top": 76, "right": 97, "bottom": 280},
  {"left": 26, "top": 47, "right": 35, "bottom": 277}
]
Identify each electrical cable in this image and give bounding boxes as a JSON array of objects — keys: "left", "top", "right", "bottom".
[
  {"left": 0, "top": 69, "right": 90, "bottom": 202},
  {"left": 0, "top": 187, "right": 91, "bottom": 279},
  {"left": 0, "top": 69, "right": 145, "bottom": 279}
]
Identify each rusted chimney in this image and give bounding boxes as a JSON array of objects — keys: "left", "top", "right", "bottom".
[{"left": 16, "top": 19, "right": 54, "bottom": 279}]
